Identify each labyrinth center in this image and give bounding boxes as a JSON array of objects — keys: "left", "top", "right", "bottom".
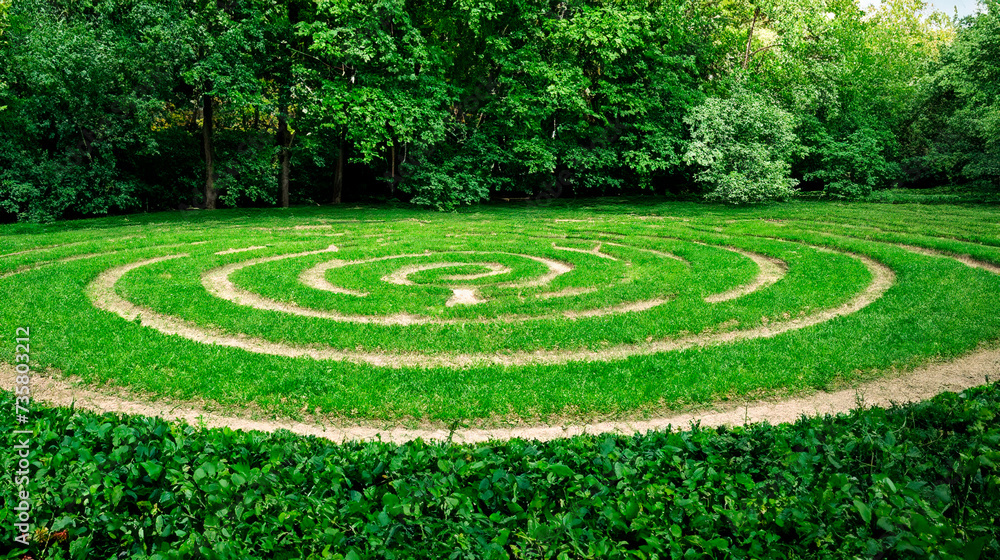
[{"left": 85, "top": 229, "right": 887, "bottom": 367}]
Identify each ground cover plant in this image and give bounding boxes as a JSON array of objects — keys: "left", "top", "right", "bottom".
[
  {"left": 1, "top": 380, "right": 998, "bottom": 559},
  {"left": 0, "top": 199, "right": 999, "bottom": 425}
]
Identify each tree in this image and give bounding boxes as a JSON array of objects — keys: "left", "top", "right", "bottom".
[
  {"left": 0, "top": 0, "right": 161, "bottom": 221},
  {"left": 299, "top": 0, "right": 711, "bottom": 209},
  {"left": 712, "top": 0, "right": 949, "bottom": 198},
  {"left": 299, "top": 0, "right": 454, "bottom": 204},
  {"left": 257, "top": 0, "right": 317, "bottom": 207},
  {"left": 0, "top": 0, "right": 985, "bottom": 220},
  {"left": 909, "top": 1, "right": 999, "bottom": 190},
  {"left": 140, "top": 0, "right": 270, "bottom": 209},
  {"left": 803, "top": 126, "right": 900, "bottom": 198},
  {"left": 683, "top": 89, "right": 804, "bottom": 203}
]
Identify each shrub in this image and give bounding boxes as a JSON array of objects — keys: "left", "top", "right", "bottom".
[
  {"left": 0, "top": 153, "right": 140, "bottom": 223},
  {"left": 683, "top": 90, "right": 804, "bottom": 204},
  {"left": 2, "top": 382, "right": 999, "bottom": 559}
]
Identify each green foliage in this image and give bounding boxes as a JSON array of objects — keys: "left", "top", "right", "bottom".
[
  {"left": 298, "top": 0, "right": 708, "bottom": 208},
  {"left": 0, "top": 0, "right": 292, "bottom": 219},
  {"left": 131, "top": 127, "right": 203, "bottom": 209},
  {"left": 300, "top": 0, "right": 453, "bottom": 182},
  {"left": 0, "top": 0, "right": 156, "bottom": 221},
  {"left": 0, "top": 158, "right": 140, "bottom": 223},
  {"left": 726, "top": 0, "right": 952, "bottom": 197},
  {"left": 804, "top": 126, "right": 903, "bottom": 199},
  {"left": 861, "top": 186, "right": 1000, "bottom": 204},
  {"left": 2, "top": 382, "right": 998, "bottom": 558},
  {"left": 0, "top": 0, "right": 988, "bottom": 218},
  {"left": 398, "top": 151, "right": 493, "bottom": 210},
  {"left": 684, "top": 90, "right": 804, "bottom": 204},
  {"left": 910, "top": 3, "right": 1000, "bottom": 190},
  {"left": 214, "top": 132, "right": 279, "bottom": 207}
]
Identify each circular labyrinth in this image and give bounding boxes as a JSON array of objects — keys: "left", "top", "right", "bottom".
[{"left": 3, "top": 208, "right": 1000, "bottom": 423}]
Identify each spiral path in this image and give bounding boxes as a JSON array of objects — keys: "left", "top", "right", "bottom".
[
  {"left": 83, "top": 243, "right": 892, "bottom": 368},
  {"left": 3, "top": 207, "right": 1000, "bottom": 431},
  {"left": 15, "top": 348, "right": 999, "bottom": 443}
]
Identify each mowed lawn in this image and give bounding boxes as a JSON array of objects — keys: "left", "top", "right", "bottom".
[{"left": 2, "top": 199, "right": 999, "bottom": 426}]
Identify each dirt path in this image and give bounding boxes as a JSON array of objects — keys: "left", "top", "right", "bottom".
[
  {"left": 891, "top": 243, "right": 1000, "bottom": 274},
  {"left": 10, "top": 347, "right": 997, "bottom": 444},
  {"left": 704, "top": 247, "right": 787, "bottom": 303},
  {"left": 7, "top": 234, "right": 999, "bottom": 443},
  {"left": 0, "top": 241, "right": 86, "bottom": 259},
  {"left": 0, "top": 253, "right": 102, "bottom": 279},
  {"left": 86, "top": 240, "right": 884, "bottom": 367},
  {"left": 85, "top": 252, "right": 891, "bottom": 367},
  {"left": 207, "top": 249, "right": 574, "bottom": 325}
]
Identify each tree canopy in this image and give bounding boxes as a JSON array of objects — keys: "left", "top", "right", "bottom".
[{"left": 0, "top": 0, "right": 994, "bottom": 221}]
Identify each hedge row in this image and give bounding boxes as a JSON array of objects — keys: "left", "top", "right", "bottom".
[{"left": 2, "top": 383, "right": 998, "bottom": 559}]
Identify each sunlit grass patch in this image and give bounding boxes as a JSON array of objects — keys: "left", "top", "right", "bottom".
[{"left": 1, "top": 200, "right": 998, "bottom": 424}]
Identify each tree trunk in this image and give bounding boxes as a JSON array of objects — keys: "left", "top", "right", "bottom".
[
  {"left": 332, "top": 131, "right": 344, "bottom": 204},
  {"left": 278, "top": 104, "right": 290, "bottom": 208},
  {"left": 203, "top": 92, "right": 217, "bottom": 209},
  {"left": 279, "top": 145, "right": 291, "bottom": 208},
  {"left": 743, "top": 8, "right": 760, "bottom": 70},
  {"left": 389, "top": 141, "right": 396, "bottom": 195},
  {"left": 190, "top": 104, "right": 199, "bottom": 132}
]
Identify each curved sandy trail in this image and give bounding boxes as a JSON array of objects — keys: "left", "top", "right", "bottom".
[
  {"left": 299, "top": 259, "right": 369, "bottom": 297},
  {"left": 14, "top": 347, "right": 998, "bottom": 444},
  {"left": 206, "top": 241, "right": 785, "bottom": 324},
  {"left": 602, "top": 241, "right": 689, "bottom": 264},
  {"left": 562, "top": 298, "right": 670, "bottom": 318},
  {"left": 20, "top": 233, "right": 1000, "bottom": 443},
  {"left": 785, "top": 228, "right": 1000, "bottom": 275},
  {"left": 206, "top": 248, "right": 663, "bottom": 324},
  {"left": 204, "top": 248, "right": 438, "bottom": 326},
  {"left": 0, "top": 241, "right": 87, "bottom": 259},
  {"left": 382, "top": 262, "right": 512, "bottom": 285},
  {"left": 0, "top": 239, "right": 247, "bottom": 280},
  {"left": 86, "top": 244, "right": 893, "bottom": 368},
  {"left": 0, "top": 253, "right": 103, "bottom": 279},
  {"left": 890, "top": 243, "right": 1000, "bottom": 274},
  {"left": 215, "top": 246, "right": 268, "bottom": 255},
  {"left": 552, "top": 242, "right": 619, "bottom": 260},
  {"left": 532, "top": 242, "right": 683, "bottom": 300},
  {"left": 537, "top": 287, "right": 598, "bottom": 299},
  {"left": 704, "top": 247, "right": 788, "bottom": 303},
  {"left": 571, "top": 236, "right": 787, "bottom": 302},
  {"left": 0, "top": 239, "right": 261, "bottom": 281}
]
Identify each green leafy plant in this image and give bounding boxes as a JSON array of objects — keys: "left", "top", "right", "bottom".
[
  {"left": 805, "top": 127, "right": 903, "bottom": 199},
  {"left": 1, "top": 382, "right": 998, "bottom": 558},
  {"left": 683, "top": 90, "right": 804, "bottom": 204}
]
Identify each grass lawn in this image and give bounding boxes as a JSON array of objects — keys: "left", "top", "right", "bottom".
[{"left": 2, "top": 199, "right": 999, "bottom": 426}]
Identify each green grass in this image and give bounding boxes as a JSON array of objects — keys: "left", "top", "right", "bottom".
[{"left": 2, "top": 199, "right": 999, "bottom": 425}]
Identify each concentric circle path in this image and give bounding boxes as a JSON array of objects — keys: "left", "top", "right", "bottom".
[{"left": 3, "top": 208, "right": 999, "bottom": 434}]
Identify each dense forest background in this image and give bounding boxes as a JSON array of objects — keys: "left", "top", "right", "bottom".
[{"left": 0, "top": 0, "right": 996, "bottom": 221}]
